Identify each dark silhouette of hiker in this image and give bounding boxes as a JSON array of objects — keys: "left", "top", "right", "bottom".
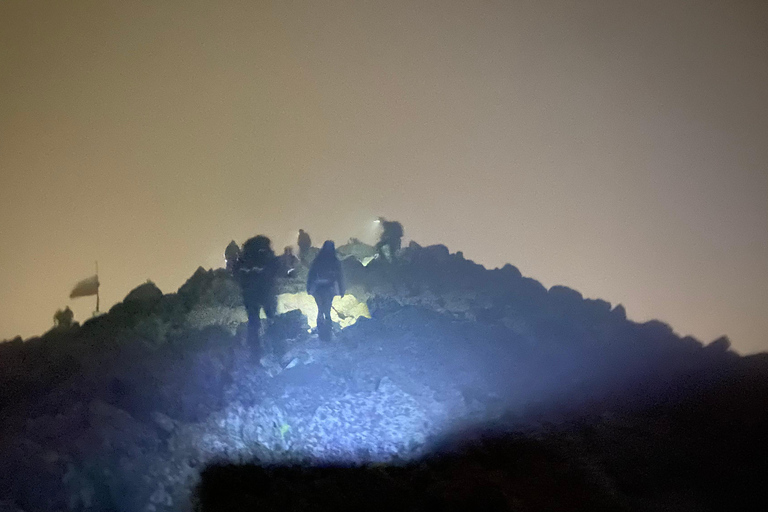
[
  {"left": 224, "top": 240, "right": 240, "bottom": 272},
  {"left": 53, "top": 306, "right": 74, "bottom": 329},
  {"left": 307, "top": 240, "right": 345, "bottom": 341},
  {"left": 297, "top": 229, "right": 312, "bottom": 264},
  {"left": 233, "top": 235, "right": 278, "bottom": 357},
  {"left": 375, "top": 218, "right": 404, "bottom": 261},
  {"left": 279, "top": 246, "right": 299, "bottom": 277}
]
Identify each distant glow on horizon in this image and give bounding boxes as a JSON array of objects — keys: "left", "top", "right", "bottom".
[{"left": 0, "top": 0, "right": 766, "bottom": 353}]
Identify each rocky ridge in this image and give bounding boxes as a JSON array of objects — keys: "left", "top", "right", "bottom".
[{"left": 0, "top": 241, "right": 763, "bottom": 512}]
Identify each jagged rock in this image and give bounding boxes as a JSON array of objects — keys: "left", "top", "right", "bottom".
[
  {"left": 302, "top": 376, "right": 431, "bottom": 461},
  {"left": 148, "top": 484, "right": 173, "bottom": 507},
  {"left": 259, "top": 356, "right": 286, "bottom": 378},
  {"left": 640, "top": 319, "right": 676, "bottom": 343},
  {"left": 280, "top": 347, "right": 316, "bottom": 368},
  {"left": 367, "top": 295, "right": 406, "bottom": 318},
  {"left": 1, "top": 436, "right": 67, "bottom": 511},
  {"left": 25, "top": 402, "right": 87, "bottom": 444},
  {"left": 150, "top": 411, "right": 176, "bottom": 434},
  {"left": 168, "top": 401, "right": 293, "bottom": 464},
  {"left": 420, "top": 244, "right": 451, "bottom": 264},
  {"left": 611, "top": 303, "right": 627, "bottom": 321},
  {"left": 340, "top": 256, "right": 368, "bottom": 282},
  {"left": 125, "top": 281, "right": 163, "bottom": 305},
  {"left": 62, "top": 463, "right": 95, "bottom": 510},
  {"left": 500, "top": 263, "right": 523, "bottom": 279},
  {"left": 548, "top": 285, "right": 585, "bottom": 315},
  {"left": 336, "top": 239, "right": 376, "bottom": 262},
  {"left": 5, "top": 336, "right": 24, "bottom": 346},
  {"left": 107, "top": 282, "right": 164, "bottom": 320},
  {"left": 133, "top": 315, "right": 170, "bottom": 348},
  {"left": 185, "top": 305, "right": 247, "bottom": 334},
  {"left": 584, "top": 298, "right": 612, "bottom": 315},
  {"left": 501, "top": 314, "right": 534, "bottom": 339},
  {"left": 706, "top": 335, "right": 731, "bottom": 353},
  {"left": 0, "top": 500, "right": 25, "bottom": 512},
  {"left": 86, "top": 400, "right": 159, "bottom": 457},
  {"left": 266, "top": 309, "right": 309, "bottom": 341},
  {"left": 178, "top": 267, "right": 242, "bottom": 310},
  {"left": 333, "top": 294, "right": 372, "bottom": 327}
]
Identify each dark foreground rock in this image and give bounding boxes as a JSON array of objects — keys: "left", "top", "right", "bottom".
[
  {"left": 193, "top": 353, "right": 768, "bottom": 512},
  {"left": 196, "top": 436, "right": 623, "bottom": 512}
]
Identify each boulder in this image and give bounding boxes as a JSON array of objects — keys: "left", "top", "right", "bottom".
[
  {"left": 337, "top": 239, "right": 377, "bottom": 262},
  {"left": 705, "top": 336, "right": 731, "bottom": 353},
  {"left": 185, "top": 305, "right": 247, "bottom": 334},
  {"left": 124, "top": 281, "right": 163, "bottom": 305},
  {"left": 107, "top": 281, "right": 164, "bottom": 321},
  {"left": 611, "top": 304, "right": 627, "bottom": 321},
  {"left": 548, "top": 285, "right": 584, "bottom": 304},
  {"left": 267, "top": 309, "right": 309, "bottom": 341},
  {"left": 500, "top": 263, "right": 522, "bottom": 280},
  {"left": 178, "top": 267, "right": 242, "bottom": 310},
  {"left": 150, "top": 411, "right": 176, "bottom": 434},
  {"left": 85, "top": 400, "right": 159, "bottom": 457},
  {"left": 422, "top": 244, "right": 451, "bottom": 264}
]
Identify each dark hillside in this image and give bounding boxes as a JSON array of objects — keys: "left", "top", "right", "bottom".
[{"left": 0, "top": 241, "right": 764, "bottom": 512}]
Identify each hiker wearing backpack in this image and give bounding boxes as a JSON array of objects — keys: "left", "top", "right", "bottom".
[
  {"left": 297, "top": 229, "right": 312, "bottom": 264},
  {"left": 307, "top": 240, "right": 345, "bottom": 340},
  {"left": 233, "top": 235, "right": 279, "bottom": 356}
]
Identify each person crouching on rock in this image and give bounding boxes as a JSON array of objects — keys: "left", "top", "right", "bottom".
[
  {"left": 233, "top": 235, "right": 279, "bottom": 357},
  {"left": 307, "top": 240, "right": 345, "bottom": 341},
  {"left": 375, "top": 217, "right": 404, "bottom": 261}
]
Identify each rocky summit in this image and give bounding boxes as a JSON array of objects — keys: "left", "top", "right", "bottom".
[{"left": 1, "top": 241, "right": 766, "bottom": 512}]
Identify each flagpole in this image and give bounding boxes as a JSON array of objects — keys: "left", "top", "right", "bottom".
[{"left": 95, "top": 261, "right": 100, "bottom": 314}]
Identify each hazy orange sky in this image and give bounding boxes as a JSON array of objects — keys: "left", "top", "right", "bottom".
[{"left": 1, "top": 0, "right": 766, "bottom": 353}]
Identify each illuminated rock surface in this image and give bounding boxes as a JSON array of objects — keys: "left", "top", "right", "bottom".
[{"left": 275, "top": 292, "right": 371, "bottom": 329}]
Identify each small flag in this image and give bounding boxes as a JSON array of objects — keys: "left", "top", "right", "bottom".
[{"left": 70, "top": 275, "right": 99, "bottom": 298}]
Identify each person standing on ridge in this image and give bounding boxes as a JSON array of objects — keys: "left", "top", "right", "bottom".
[
  {"left": 307, "top": 240, "right": 345, "bottom": 341},
  {"left": 375, "top": 218, "right": 404, "bottom": 261},
  {"left": 53, "top": 306, "right": 74, "bottom": 329},
  {"left": 233, "top": 235, "right": 279, "bottom": 357},
  {"left": 224, "top": 240, "right": 240, "bottom": 272},
  {"left": 298, "top": 229, "right": 312, "bottom": 264},
  {"left": 278, "top": 246, "right": 299, "bottom": 277}
]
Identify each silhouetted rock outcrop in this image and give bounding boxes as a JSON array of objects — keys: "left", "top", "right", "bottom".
[{"left": 0, "top": 239, "right": 762, "bottom": 511}]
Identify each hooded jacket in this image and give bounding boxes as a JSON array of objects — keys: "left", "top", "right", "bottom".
[{"left": 307, "top": 240, "right": 345, "bottom": 297}]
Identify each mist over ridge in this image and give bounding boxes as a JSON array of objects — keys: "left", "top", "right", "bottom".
[{"left": 2, "top": 0, "right": 767, "bottom": 354}]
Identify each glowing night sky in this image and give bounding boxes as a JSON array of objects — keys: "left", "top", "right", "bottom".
[{"left": 1, "top": 1, "right": 766, "bottom": 353}]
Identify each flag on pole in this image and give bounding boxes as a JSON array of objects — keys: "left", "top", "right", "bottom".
[{"left": 70, "top": 275, "right": 99, "bottom": 298}]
